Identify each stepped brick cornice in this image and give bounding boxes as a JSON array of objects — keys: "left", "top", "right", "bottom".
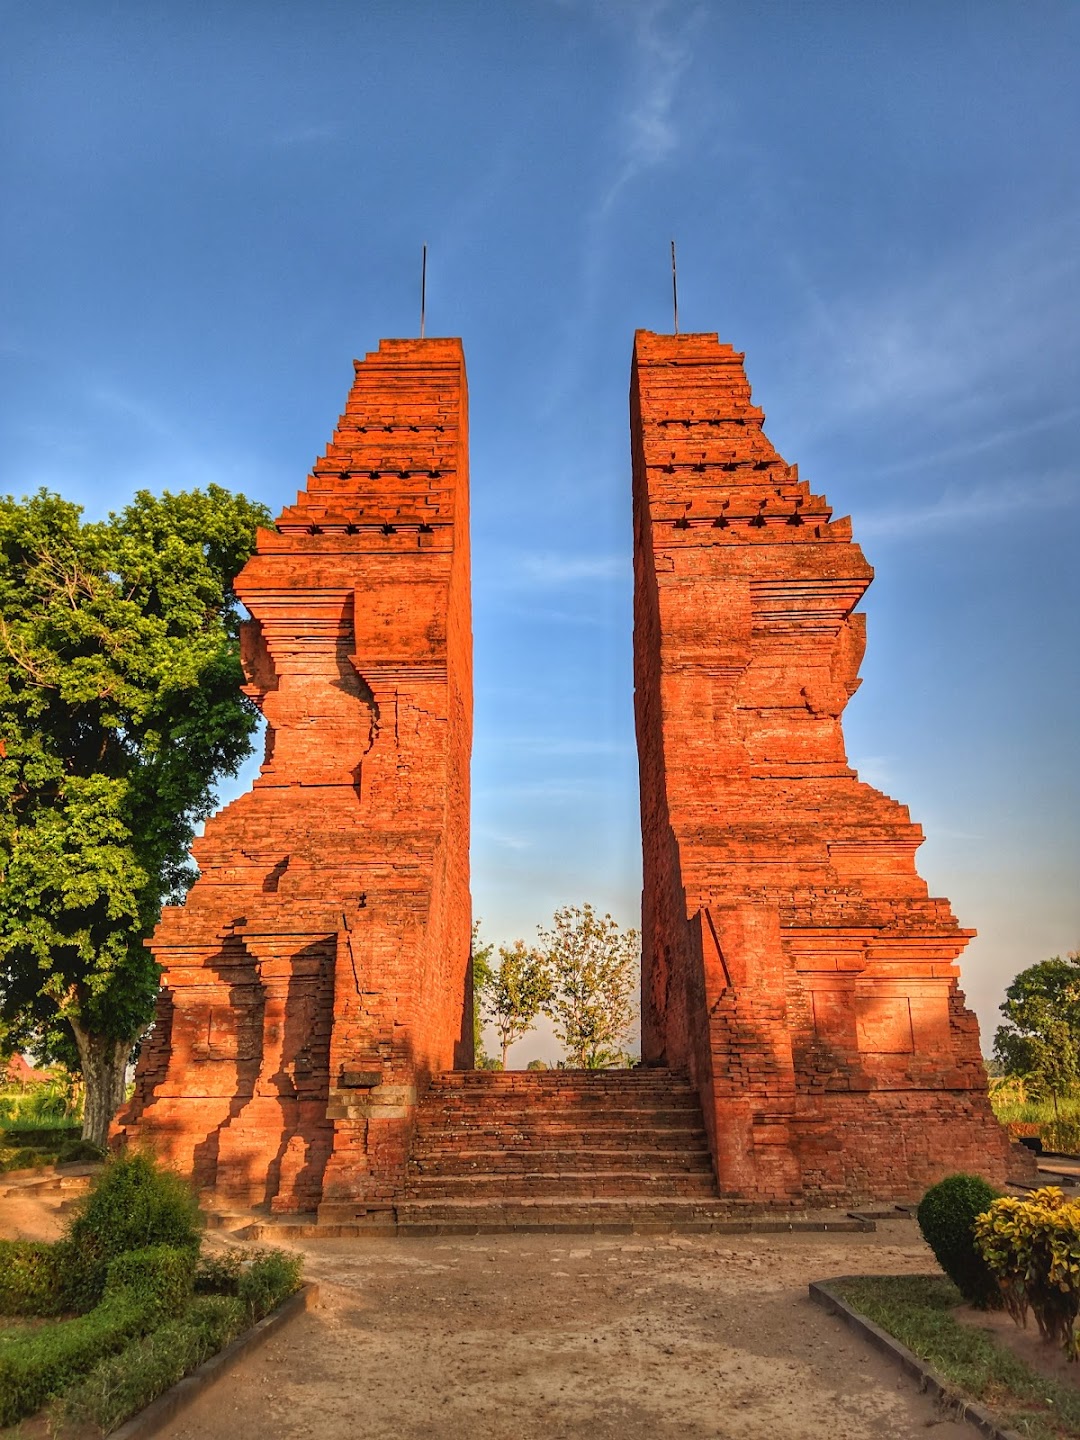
[
  {"left": 117, "top": 339, "right": 473, "bottom": 1214},
  {"left": 631, "top": 329, "right": 1026, "bottom": 1203}
]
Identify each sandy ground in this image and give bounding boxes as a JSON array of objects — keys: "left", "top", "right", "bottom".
[
  {"left": 0, "top": 1171, "right": 76, "bottom": 1242},
  {"left": 146, "top": 1223, "right": 975, "bottom": 1440},
  {"left": 0, "top": 1175, "right": 1019, "bottom": 1439}
]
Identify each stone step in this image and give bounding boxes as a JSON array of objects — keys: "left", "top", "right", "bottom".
[
  {"left": 408, "top": 1123, "right": 705, "bottom": 1146},
  {"left": 410, "top": 1148, "right": 714, "bottom": 1174},
  {"left": 414, "top": 1100, "right": 702, "bottom": 1123},
  {"left": 427, "top": 1068, "right": 690, "bottom": 1081},
  {"left": 252, "top": 1196, "right": 875, "bottom": 1236},
  {"left": 407, "top": 1171, "right": 718, "bottom": 1198},
  {"left": 406, "top": 1066, "right": 716, "bottom": 1203},
  {"left": 426, "top": 1082, "right": 696, "bottom": 1088}
]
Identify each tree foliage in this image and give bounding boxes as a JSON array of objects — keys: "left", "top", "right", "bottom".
[
  {"left": 0, "top": 486, "right": 270, "bottom": 1140},
  {"left": 537, "top": 903, "right": 639, "bottom": 1069},
  {"left": 470, "top": 922, "right": 495, "bottom": 1068},
  {"left": 994, "top": 953, "right": 1080, "bottom": 1108},
  {"left": 481, "top": 940, "right": 553, "bottom": 1068}
]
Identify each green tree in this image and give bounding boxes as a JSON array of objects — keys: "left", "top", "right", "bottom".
[
  {"left": 482, "top": 940, "right": 553, "bottom": 1069},
  {"left": 994, "top": 952, "right": 1080, "bottom": 1111},
  {"left": 539, "top": 903, "right": 639, "bottom": 1069},
  {"left": 470, "top": 921, "right": 495, "bottom": 1068},
  {"left": 0, "top": 486, "right": 270, "bottom": 1145}
]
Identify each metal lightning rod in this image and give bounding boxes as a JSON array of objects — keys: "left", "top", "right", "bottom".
[
  {"left": 671, "top": 239, "right": 679, "bottom": 335},
  {"left": 420, "top": 244, "right": 427, "bottom": 339}
]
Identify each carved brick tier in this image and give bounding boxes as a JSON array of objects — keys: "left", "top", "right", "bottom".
[
  {"left": 631, "top": 330, "right": 1021, "bottom": 1204},
  {"left": 118, "top": 338, "right": 473, "bottom": 1216}
]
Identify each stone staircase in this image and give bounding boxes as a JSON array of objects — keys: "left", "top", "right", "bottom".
[
  {"left": 399, "top": 1068, "right": 718, "bottom": 1222},
  {"left": 226, "top": 1069, "right": 883, "bottom": 1234}
]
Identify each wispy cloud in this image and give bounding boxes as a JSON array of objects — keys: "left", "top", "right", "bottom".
[
  {"left": 483, "top": 551, "right": 626, "bottom": 587},
  {"left": 475, "top": 778, "right": 612, "bottom": 802},
  {"left": 544, "top": 1, "right": 704, "bottom": 411},
  {"left": 594, "top": 0, "right": 701, "bottom": 218},
  {"left": 520, "top": 552, "right": 626, "bottom": 583},
  {"left": 865, "top": 406, "right": 1080, "bottom": 479},
  {"left": 473, "top": 826, "right": 532, "bottom": 852},
  {"left": 496, "top": 736, "right": 633, "bottom": 756},
  {"left": 788, "top": 211, "right": 1080, "bottom": 432},
  {"left": 847, "top": 754, "right": 895, "bottom": 792},
  {"left": 272, "top": 122, "right": 337, "bottom": 147},
  {"left": 859, "top": 470, "right": 1078, "bottom": 541}
]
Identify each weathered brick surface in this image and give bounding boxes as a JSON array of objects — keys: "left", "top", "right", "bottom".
[
  {"left": 117, "top": 339, "right": 473, "bottom": 1215},
  {"left": 402, "top": 1069, "right": 717, "bottom": 1204},
  {"left": 630, "top": 329, "right": 1027, "bottom": 1205}
]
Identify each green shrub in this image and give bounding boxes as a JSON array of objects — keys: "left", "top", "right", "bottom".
[
  {"left": 55, "top": 1138, "right": 107, "bottom": 1164},
  {"left": 63, "top": 1294, "right": 245, "bottom": 1433},
  {"left": 237, "top": 1250, "right": 303, "bottom": 1322},
  {"left": 193, "top": 1247, "right": 249, "bottom": 1294},
  {"left": 0, "top": 1124, "right": 81, "bottom": 1147},
  {"left": 0, "top": 1241, "right": 66, "bottom": 1316},
  {"left": 1041, "top": 1119, "right": 1080, "bottom": 1156},
  {"left": 0, "top": 1245, "right": 195, "bottom": 1426},
  {"left": 60, "top": 1151, "right": 202, "bottom": 1311},
  {"left": 917, "top": 1173, "right": 1003, "bottom": 1309},
  {"left": 193, "top": 1246, "right": 302, "bottom": 1312},
  {"left": 0, "top": 1145, "right": 47, "bottom": 1173},
  {"left": 101, "top": 1245, "right": 194, "bottom": 1319}
]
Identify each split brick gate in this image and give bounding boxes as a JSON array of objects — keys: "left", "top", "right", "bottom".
[{"left": 117, "top": 330, "right": 1020, "bottom": 1217}]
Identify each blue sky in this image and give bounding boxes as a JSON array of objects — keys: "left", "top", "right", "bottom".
[{"left": 2, "top": 1, "right": 1077, "bottom": 1062}]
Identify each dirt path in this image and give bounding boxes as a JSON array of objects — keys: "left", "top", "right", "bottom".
[{"left": 156, "top": 1223, "right": 972, "bottom": 1440}]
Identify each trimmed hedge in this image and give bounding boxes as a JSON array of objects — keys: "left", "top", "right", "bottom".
[
  {"left": 0, "top": 1241, "right": 66, "bottom": 1316},
  {"left": 0, "top": 1149, "right": 303, "bottom": 1432},
  {"left": 63, "top": 1252, "right": 303, "bottom": 1432},
  {"left": 0, "top": 1125, "right": 81, "bottom": 1148},
  {"left": 916, "top": 1172, "right": 1003, "bottom": 1309},
  {"left": 0, "top": 1245, "right": 195, "bottom": 1426},
  {"left": 238, "top": 1250, "right": 303, "bottom": 1322},
  {"left": 63, "top": 1295, "right": 246, "bottom": 1433}
]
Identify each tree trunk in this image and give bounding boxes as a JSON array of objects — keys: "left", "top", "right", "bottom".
[
  {"left": 501, "top": 1037, "right": 510, "bottom": 1069},
  {"left": 69, "top": 1020, "right": 131, "bottom": 1148}
]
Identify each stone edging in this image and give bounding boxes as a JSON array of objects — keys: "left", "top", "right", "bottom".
[
  {"left": 808, "top": 1278, "right": 1025, "bottom": 1440},
  {"left": 109, "top": 1282, "right": 319, "bottom": 1440}
]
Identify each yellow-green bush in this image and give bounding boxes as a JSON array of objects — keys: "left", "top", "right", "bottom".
[{"left": 974, "top": 1185, "right": 1080, "bottom": 1359}]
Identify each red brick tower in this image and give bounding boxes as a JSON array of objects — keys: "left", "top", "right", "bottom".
[
  {"left": 631, "top": 330, "right": 1018, "bottom": 1204},
  {"left": 119, "top": 338, "right": 473, "bottom": 1217}
]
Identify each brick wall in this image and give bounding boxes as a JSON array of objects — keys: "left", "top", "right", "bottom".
[
  {"left": 117, "top": 338, "right": 473, "bottom": 1215},
  {"left": 631, "top": 329, "right": 1025, "bottom": 1203}
]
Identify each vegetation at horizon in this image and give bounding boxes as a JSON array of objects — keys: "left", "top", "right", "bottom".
[{"left": 473, "top": 903, "right": 640, "bottom": 1070}]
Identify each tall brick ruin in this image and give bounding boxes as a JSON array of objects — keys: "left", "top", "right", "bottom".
[
  {"left": 118, "top": 338, "right": 472, "bottom": 1217},
  {"left": 631, "top": 329, "right": 1017, "bottom": 1204}
]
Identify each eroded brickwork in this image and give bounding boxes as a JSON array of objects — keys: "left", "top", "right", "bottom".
[
  {"left": 119, "top": 338, "right": 472, "bottom": 1217},
  {"left": 631, "top": 330, "right": 1022, "bottom": 1204}
]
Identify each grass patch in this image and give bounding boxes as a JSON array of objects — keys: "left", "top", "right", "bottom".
[
  {"left": 834, "top": 1274, "right": 1080, "bottom": 1440},
  {"left": 0, "top": 1081, "right": 81, "bottom": 1131},
  {"left": 989, "top": 1080, "right": 1080, "bottom": 1154}
]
